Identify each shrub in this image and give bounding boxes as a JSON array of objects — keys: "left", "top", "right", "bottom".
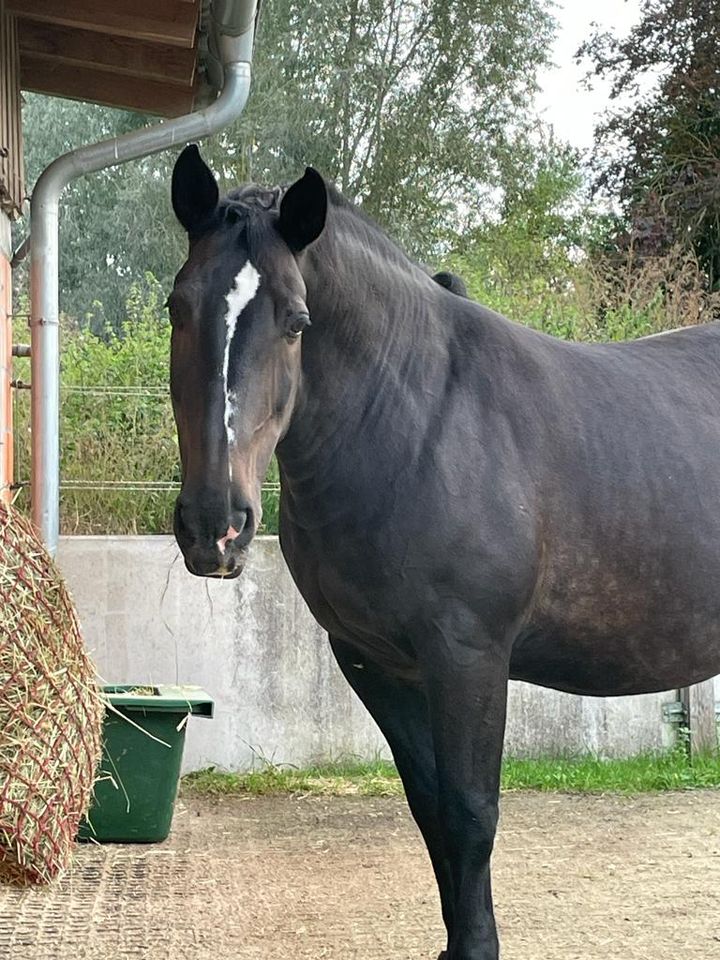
[
  {"left": 13, "top": 251, "right": 719, "bottom": 536},
  {"left": 446, "top": 244, "right": 720, "bottom": 342}
]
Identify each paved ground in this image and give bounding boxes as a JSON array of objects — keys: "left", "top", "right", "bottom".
[{"left": 0, "top": 791, "right": 719, "bottom": 959}]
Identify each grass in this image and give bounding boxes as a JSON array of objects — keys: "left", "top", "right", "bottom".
[
  {"left": 182, "top": 758, "right": 404, "bottom": 798},
  {"left": 501, "top": 751, "right": 720, "bottom": 792},
  {"left": 181, "top": 749, "right": 720, "bottom": 799}
]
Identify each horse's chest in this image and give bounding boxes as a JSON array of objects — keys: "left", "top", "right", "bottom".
[
  {"left": 280, "top": 523, "right": 391, "bottom": 626},
  {"left": 277, "top": 518, "right": 425, "bottom": 673}
]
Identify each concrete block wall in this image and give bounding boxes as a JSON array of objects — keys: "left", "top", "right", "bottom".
[{"left": 58, "top": 536, "right": 680, "bottom": 772}]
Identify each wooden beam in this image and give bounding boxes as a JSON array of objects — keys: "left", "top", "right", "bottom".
[
  {"left": 680, "top": 679, "right": 717, "bottom": 757},
  {"left": 20, "top": 57, "right": 198, "bottom": 117},
  {"left": 18, "top": 21, "right": 197, "bottom": 86},
  {"left": 8, "top": 0, "right": 199, "bottom": 49},
  {"left": 0, "top": 4, "right": 24, "bottom": 218}
]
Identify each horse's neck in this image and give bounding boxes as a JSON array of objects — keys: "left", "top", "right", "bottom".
[
  {"left": 307, "top": 219, "right": 436, "bottom": 368},
  {"left": 278, "top": 219, "right": 448, "bottom": 480}
]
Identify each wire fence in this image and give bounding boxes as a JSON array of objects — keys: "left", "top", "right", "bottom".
[{"left": 12, "top": 381, "right": 282, "bottom": 535}]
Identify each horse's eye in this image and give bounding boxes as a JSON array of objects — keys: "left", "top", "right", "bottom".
[{"left": 286, "top": 312, "right": 311, "bottom": 341}]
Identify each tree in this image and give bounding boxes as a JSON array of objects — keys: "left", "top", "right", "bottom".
[
  {"left": 580, "top": 0, "right": 720, "bottom": 288},
  {"left": 236, "top": 0, "right": 555, "bottom": 252},
  {"left": 445, "top": 137, "right": 594, "bottom": 333},
  {"left": 18, "top": 97, "right": 185, "bottom": 333},
  {"left": 18, "top": 1, "right": 556, "bottom": 328}
]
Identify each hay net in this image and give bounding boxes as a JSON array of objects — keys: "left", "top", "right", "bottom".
[{"left": 0, "top": 501, "right": 102, "bottom": 885}]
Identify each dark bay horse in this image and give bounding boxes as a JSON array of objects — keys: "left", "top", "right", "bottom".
[{"left": 168, "top": 144, "right": 720, "bottom": 960}]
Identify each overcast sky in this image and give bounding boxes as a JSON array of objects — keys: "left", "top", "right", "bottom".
[{"left": 536, "top": 0, "right": 643, "bottom": 152}]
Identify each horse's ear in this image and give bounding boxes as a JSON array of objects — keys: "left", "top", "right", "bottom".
[
  {"left": 172, "top": 144, "right": 219, "bottom": 235},
  {"left": 432, "top": 271, "right": 468, "bottom": 298},
  {"left": 278, "top": 167, "right": 327, "bottom": 252}
]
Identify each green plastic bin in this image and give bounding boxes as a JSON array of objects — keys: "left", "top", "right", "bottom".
[{"left": 78, "top": 684, "right": 214, "bottom": 844}]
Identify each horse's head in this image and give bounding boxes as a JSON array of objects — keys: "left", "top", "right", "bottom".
[{"left": 169, "top": 145, "right": 327, "bottom": 577}]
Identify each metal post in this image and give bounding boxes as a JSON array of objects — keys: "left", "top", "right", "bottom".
[
  {"left": 680, "top": 680, "right": 717, "bottom": 756},
  {"left": 0, "top": 243, "right": 11, "bottom": 503}
]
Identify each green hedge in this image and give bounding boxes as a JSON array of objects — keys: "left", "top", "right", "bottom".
[{"left": 13, "top": 259, "right": 717, "bottom": 535}]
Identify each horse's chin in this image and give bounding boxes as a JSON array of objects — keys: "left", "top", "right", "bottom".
[
  {"left": 207, "top": 567, "right": 244, "bottom": 580},
  {"left": 182, "top": 552, "right": 247, "bottom": 579}
]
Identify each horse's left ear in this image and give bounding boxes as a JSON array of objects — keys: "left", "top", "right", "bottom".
[
  {"left": 172, "top": 144, "right": 219, "bottom": 236},
  {"left": 278, "top": 167, "right": 327, "bottom": 252},
  {"left": 432, "top": 271, "right": 469, "bottom": 298}
]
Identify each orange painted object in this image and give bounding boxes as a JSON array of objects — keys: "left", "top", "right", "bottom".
[{"left": 0, "top": 252, "right": 11, "bottom": 504}]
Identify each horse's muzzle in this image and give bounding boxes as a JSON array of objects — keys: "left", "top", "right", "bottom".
[
  {"left": 173, "top": 496, "right": 252, "bottom": 578},
  {"left": 181, "top": 541, "right": 248, "bottom": 579}
]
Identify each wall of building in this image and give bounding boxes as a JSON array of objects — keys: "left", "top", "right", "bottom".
[{"left": 56, "top": 535, "right": 682, "bottom": 772}]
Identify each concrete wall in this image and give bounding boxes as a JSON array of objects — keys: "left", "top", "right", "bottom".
[{"left": 57, "top": 536, "right": 681, "bottom": 772}]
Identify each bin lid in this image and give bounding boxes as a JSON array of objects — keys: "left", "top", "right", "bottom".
[{"left": 102, "top": 684, "right": 214, "bottom": 718}]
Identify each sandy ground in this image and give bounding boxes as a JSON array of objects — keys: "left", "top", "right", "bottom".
[{"left": 0, "top": 791, "right": 719, "bottom": 959}]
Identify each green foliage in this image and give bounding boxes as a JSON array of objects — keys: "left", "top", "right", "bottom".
[
  {"left": 580, "top": 0, "right": 720, "bottom": 288},
  {"left": 15, "top": 0, "right": 719, "bottom": 533},
  {"left": 441, "top": 138, "right": 720, "bottom": 342},
  {"left": 16, "top": 0, "right": 556, "bottom": 328},
  {"left": 13, "top": 275, "right": 177, "bottom": 533},
  {"left": 445, "top": 141, "right": 593, "bottom": 336},
  {"left": 234, "top": 0, "right": 555, "bottom": 254},
  {"left": 17, "top": 97, "right": 185, "bottom": 333},
  {"left": 182, "top": 758, "right": 403, "bottom": 798},
  {"left": 17, "top": 247, "right": 718, "bottom": 535},
  {"left": 501, "top": 748, "right": 720, "bottom": 793},
  {"left": 182, "top": 748, "right": 720, "bottom": 798}
]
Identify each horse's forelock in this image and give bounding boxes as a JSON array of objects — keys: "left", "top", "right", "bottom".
[
  {"left": 225, "top": 184, "right": 282, "bottom": 213},
  {"left": 223, "top": 177, "right": 414, "bottom": 280}
]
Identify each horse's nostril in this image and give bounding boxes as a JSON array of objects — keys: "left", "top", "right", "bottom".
[
  {"left": 230, "top": 500, "right": 253, "bottom": 544},
  {"left": 216, "top": 524, "right": 240, "bottom": 555},
  {"left": 233, "top": 507, "right": 256, "bottom": 547}
]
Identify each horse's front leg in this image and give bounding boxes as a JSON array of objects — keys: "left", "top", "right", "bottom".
[
  {"left": 329, "top": 636, "right": 455, "bottom": 955},
  {"left": 418, "top": 618, "right": 510, "bottom": 960}
]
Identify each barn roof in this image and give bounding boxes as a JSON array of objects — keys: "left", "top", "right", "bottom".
[{"left": 7, "top": 0, "right": 248, "bottom": 117}]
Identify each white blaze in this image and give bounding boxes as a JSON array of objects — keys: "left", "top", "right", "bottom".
[{"left": 222, "top": 262, "right": 261, "bottom": 465}]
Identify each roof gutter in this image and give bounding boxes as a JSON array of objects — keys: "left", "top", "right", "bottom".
[{"left": 29, "top": 3, "right": 258, "bottom": 555}]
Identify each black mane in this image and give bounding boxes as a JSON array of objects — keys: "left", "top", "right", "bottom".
[{"left": 222, "top": 176, "right": 425, "bottom": 275}]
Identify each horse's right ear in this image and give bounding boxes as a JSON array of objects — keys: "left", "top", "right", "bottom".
[
  {"left": 172, "top": 144, "right": 219, "bottom": 236},
  {"left": 278, "top": 167, "right": 327, "bottom": 252}
]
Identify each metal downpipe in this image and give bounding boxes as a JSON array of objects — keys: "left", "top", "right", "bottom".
[{"left": 29, "top": 31, "right": 254, "bottom": 555}]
